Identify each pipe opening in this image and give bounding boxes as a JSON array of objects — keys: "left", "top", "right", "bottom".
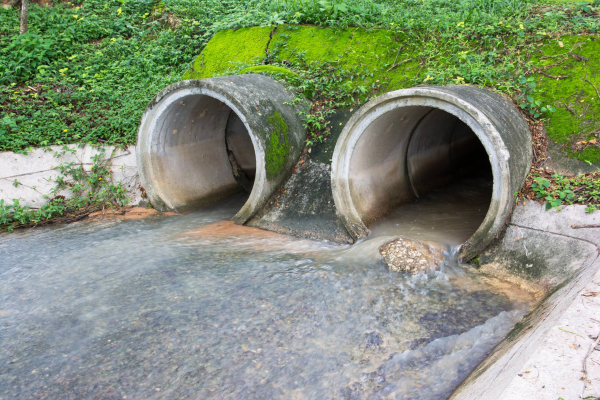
[
  {"left": 360, "top": 107, "right": 494, "bottom": 245},
  {"left": 150, "top": 93, "right": 256, "bottom": 211},
  {"left": 333, "top": 86, "right": 532, "bottom": 256}
]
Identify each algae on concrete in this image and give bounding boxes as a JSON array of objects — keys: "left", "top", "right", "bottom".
[
  {"left": 184, "top": 26, "right": 274, "bottom": 80},
  {"left": 265, "top": 111, "right": 290, "bottom": 179},
  {"left": 532, "top": 35, "right": 600, "bottom": 164}
]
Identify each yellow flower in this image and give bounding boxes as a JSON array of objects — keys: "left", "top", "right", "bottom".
[
  {"left": 64, "top": 129, "right": 68, "bottom": 132},
  {"left": 98, "top": 177, "right": 102, "bottom": 180},
  {"left": 90, "top": 165, "right": 94, "bottom": 169}
]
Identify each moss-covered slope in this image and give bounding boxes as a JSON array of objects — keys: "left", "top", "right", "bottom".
[{"left": 184, "top": 25, "right": 600, "bottom": 165}]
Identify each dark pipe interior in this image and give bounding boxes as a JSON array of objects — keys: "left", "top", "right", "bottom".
[
  {"left": 225, "top": 111, "right": 256, "bottom": 192},
  {"left": 407, "top": 109, "right": 491, "bottom": 198}
]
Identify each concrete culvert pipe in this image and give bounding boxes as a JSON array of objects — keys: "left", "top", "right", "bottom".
[
  {"left": 136, "top": 74, "right": 307, "bottom": 224},
  {"left": 331, "top": 85, "right": 532, "bottom": 260}
]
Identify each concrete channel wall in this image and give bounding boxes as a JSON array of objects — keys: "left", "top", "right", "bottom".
[
  {"left": 453, "top": 203, "right": 600, "bottom": 400},
  {"left": 0, "top": 144, "right": 142, "bottom": 209}
]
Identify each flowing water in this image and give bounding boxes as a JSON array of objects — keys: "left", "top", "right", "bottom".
[{"left": 0, "top": 182, "right": 533, "bottom": 399}]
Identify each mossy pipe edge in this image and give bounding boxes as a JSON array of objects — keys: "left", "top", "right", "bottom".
[
  {"left": 136, "top": 74, "right": 307, "bottom": 224},
  {"left": 331, "top": 85, "right": 532, "bottom": 261}
]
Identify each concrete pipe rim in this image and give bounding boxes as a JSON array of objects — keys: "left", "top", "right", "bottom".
[
  {"left": 136, "top": 80, "right": 267, "bottom": 224},
  {"left": 331, "top": 86, "right": 520, "bottom": 261}
]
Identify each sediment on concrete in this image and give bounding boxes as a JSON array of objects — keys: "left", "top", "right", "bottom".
[
  {"left": 135, "top": 74, "right": 308, "bottom": 224},
  {"left": 331, "top": 85, "right": 532, "bottom": 259}
]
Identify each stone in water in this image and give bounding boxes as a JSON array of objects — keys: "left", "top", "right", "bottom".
[{"left": 379, "top": 237, "right": 443, "bottom": 274}]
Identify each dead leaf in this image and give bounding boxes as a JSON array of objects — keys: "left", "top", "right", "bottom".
[{"left": 583, "top": 292, "right": 600, "bottom": 297}]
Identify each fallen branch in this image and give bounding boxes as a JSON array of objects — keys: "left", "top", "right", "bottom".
[
  {"left": 64, "top": 208, "right": 100, "bottom": 224},
  {"left": 386, "top": 58, "right": 413, "bottom": 72},
  {"left": 572, "top": 224, "right": 600, "bottom": 229},
  {"left": 584, "top": 78, "right": 600, "bottom": 99}
]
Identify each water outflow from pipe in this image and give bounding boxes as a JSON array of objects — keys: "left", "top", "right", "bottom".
[{"left": 1, "top": 199, "right": 534, "bottom": 399}]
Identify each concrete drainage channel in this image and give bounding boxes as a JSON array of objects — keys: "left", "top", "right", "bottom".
[
  {"left": 133, "top": 77, "right": 599, "bottom": 397},
  {"left": 3, "top": 76, "right": 598, "bottom": 398}
]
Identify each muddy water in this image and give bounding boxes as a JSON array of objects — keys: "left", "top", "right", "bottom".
[
  {"left": 0, "top": 191, "right": 532, "bottom": 399},
  {"left": 370, "top": 176, "right": 493, "bottom": 247}
]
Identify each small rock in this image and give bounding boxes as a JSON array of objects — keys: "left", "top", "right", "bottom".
[
  {"left": 379, "top": 237, "right": 443, "bottom": 274},
  {"left": 364, "top": 331, "right": 383, "bottom": 349}
]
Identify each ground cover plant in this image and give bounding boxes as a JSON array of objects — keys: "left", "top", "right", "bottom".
[
  {"left": 0, "top": 147, "right": 130, "bottom": 231},
  {"left": 1, "top": 0, "right": 599, "bottom": 218},
  {"left": 0, "top": 0, "right": 598, "bottom": 153}
]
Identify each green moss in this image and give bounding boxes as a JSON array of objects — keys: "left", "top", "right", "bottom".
[
  {"left": 270, "top": 25, "right": 396, "bottom": 67},
  {"left": 184, "top": 25, "right": 599, "bottom": 163},
  {"left": 265, "top": 111, "right": 290, "bottom": 179},
  {"left": 239, "top": 65, "right": 298, "bottom": 78},
  {"left": 533, "top": 35, "right": 600, "bottom": 163},
  {"left": 268, "top": 25, "right": 420, "bottom": 89},
  {"left": 188, "top": 26, "right": 273, "bottom": 79}
]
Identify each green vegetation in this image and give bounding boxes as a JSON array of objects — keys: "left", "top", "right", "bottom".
[
  {"left": 239, "top": 65, "right": 298, "bottom": 78},
  {"left": 519, "top": 171, "right": 600, "bottom": 212},
  {"left": 183, "top": 4, "right": 599, "bottom": 163},
  {"left": 1, "top": 0, "right": 200, "bottom": 151},
  {"left": 0, "top": 147, "right": 129, "bottom": 232},
  {"left": 1, "top": 0, "right": 599, "bottom": 154},
  {"left": 1, "top": 0, "right": 600, "bottom": 217}
]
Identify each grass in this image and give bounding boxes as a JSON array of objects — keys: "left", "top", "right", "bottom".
[{"left": 2, "top": 0, "right": 597, "bottom": 153}]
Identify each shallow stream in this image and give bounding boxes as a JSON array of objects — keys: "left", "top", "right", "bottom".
[{"left": 1, "top": 186, "right": 532, "bottom": 399}]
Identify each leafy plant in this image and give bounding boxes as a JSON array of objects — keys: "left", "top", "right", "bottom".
[
  {"left": 0, "top": 32, "right": 57, "bottom": 84},
  {"left": 517, "top": 76, "right": 556, "bottom": 119},
  {"left": 524, "top": 173, "right": 600, "bottom": 212},
  {"left": 0, "top": 147, "right": 131, "bottom": 232}
]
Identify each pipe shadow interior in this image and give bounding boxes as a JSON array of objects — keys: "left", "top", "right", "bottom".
[
  {"left": 151, "top": 94, "right": 256, "bottom": 212},
  {"left": 350, "top": 106, "right": 493, "bottom": 245}
]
